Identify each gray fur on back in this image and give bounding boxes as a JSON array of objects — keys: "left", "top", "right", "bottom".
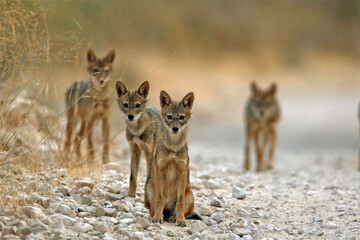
[
  {"left": 146, "top": 105, "right": 162, "bottom": 123},
  {"left": 65, "top": 80, "right": 92, "bottom": 106}
]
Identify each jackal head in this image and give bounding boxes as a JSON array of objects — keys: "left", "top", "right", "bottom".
[
  {"left": 250, "top": 82, "right": 278, "bottom": 120},
  {"left": 115, "top": 81, "right": 149, "bottom": 122},
  {"left": 87, "top": 49, "right": 115, "bottom": 86},
  {"left": 160, "top": 91, "right": 194, "bottom": 134}
]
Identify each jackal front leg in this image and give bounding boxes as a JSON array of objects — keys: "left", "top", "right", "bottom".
[
  {"left": 255, "top": 130, "right": 265, "bottom": 171},
  {"left": 75, "top": 120, "right": 86, "bottom": 159},
  {"left": 244, "top": 125, "right": 253, "bottom": 171},
  {"left": 102, "top": 117, "right": 110, "bottom": 164},
  {"left": 176, "top": 164, "right": 188, "bottom": 227},
  {"left": 64, "top": 119, "right": 74, "bottom": 156},
  {"left": 128, "top": 143, "right": 141, "bottom": 197},
  {"left": 358, "top": 142, "right": 360, "bottom": 171},
  {"left": 152, "top": 164, "right": 164, "bottom": 223},
  {"left": 86, "top": 116, "right": 96, "bottom": 161},
  {"left": 268, "top": 127, "right": 277, "bottom": 170}
]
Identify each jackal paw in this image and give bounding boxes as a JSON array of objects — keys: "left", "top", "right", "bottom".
[
  {"left": 176, "top": 219, "right": 186, "bottom": 227},
  {"left": 151, "top": 217, "right": 163, "bottom": 224},
  {"left": 102, "top": 156, "right": 109, "bottom": 164},
  {"left": 168, "top": 216, "right": 176, "bottom": 223},
  {"left": 244, "top": 164, "right": 250, "bottom": 171},
  {"left": 256, "top": 166, "right": 265, "bottom": 172},
  {"left": 127, "top": 190, "right": 136, "bottom": 198}
]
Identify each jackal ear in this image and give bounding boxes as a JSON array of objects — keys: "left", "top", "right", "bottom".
[
  {"left": 182, "top": 92, "right": 194, "bottom": 109},
  {"left": 87, "top": 49, "right": 96, "bottom": 63},
  {"left": 268, "top": 83, "right": 277, "bottom": 96},
  {"left": 160, "top": 90, "right": 171, "bottom": 108},
  {"left": 105, "top": 50, "right": 115, "bottom": 63},
  {"left": 138, "top": 81, "right": 149, "bottom": 98},
  {"left": 251, "top": 82, "right": 259, "bottom": 95},
  {"left": 115, "top": 81, "right": 127, "bottom": 97}
]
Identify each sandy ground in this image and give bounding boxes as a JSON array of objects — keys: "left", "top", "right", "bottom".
[{"left": 1, "top": 139, "right": 359, "bottom": 240}]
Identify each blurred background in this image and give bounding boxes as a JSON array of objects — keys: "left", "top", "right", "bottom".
[{"left": 2, "top": 0, "right": 359, "bottom": 171}]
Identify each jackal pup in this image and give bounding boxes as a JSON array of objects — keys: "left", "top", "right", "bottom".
[
  {"left": 115, "top": 81, "right": 162, "bottom": 197},
  {"left": 145, "top": 91, "right": 200, "bottom": 227},
  {"left": 64, "top": 49, "right": 115, "bottom": 164},
  {"left": 244, "top": 82, "right": 280, "bottom": 171}
]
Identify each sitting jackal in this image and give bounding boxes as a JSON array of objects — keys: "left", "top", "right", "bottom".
[
  {"left": 64, "top": 49, "right": 115, "bottom": 164},
  {"left": 146, "top": 91, "right": 201, "bottom": 226},
  {"left": 244, "top": 82, "right": 280, "bottom": 171}
]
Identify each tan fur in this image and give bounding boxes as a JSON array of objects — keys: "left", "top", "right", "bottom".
[
  {"left": 64, "top": 49, "right": 115, "bottom": 164},
  {"left": 146, "top": 91, "right": 195, "bottom": 227},
  {"left": 244, "top": 82, "right": 280, "bottom": 171},
  {"left": 115, "top": 81, "right": 162, "bottom": 198},
  {"left": 358, "top": 103, "right": 360, "bottom": 171}
]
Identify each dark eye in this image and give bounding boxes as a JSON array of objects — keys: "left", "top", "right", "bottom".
[
  {"left": 179, "top": 116, "right": 185, "bottom": 120},
  {"left": 166, "top": 115, "right": 172, "bottom": 120},
  {"left": 135, "top": 103, "right": 141, "bottom": 108},
  {"left": 93, "top": 68, "right": 99, "bottom": 73},
  {"left": 123, "top": 103, "right": 129, "bottom": 108}
]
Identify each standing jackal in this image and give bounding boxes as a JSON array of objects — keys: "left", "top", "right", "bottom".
[
  {"left": 64, "top": 49, "right": 115, "bottom": 164},
  {"left": 115, "top": 80, "right": 162, "bottom": 198},
  {"left": 244, "top": 82, "right": 280, "bottom": 171},
  {"left": 358, "top": 103, "right": 360, "bottom": 171},
  {"left": 146, "top": 91, "right": 200, "bottom": 227}
]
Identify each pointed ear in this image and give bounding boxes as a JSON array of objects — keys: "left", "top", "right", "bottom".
[
  {"left": 115, "top": 81, "right": 127, "bottom": 97},
  {"left": 160, "top": 90, "right": 171, "bottom": 108},
  {"left": 251, "top": 81, "right": 259, "bottom": 95},
  {"left": 268, "top": 83, "right": 277, "bottom": 96},
  {"left": 105, "top": 50, "right": 115, "bottom": 63},
  {"left": 138, "top": 81, "right": 149, "bottom": 98},
  {"left": 182, "top": 92, "right": 195, "bottom": 109},
  {"left": 87, "top": 49, "right": 96, "bottom": 63}
]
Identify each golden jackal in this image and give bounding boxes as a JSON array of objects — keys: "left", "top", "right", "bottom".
[
  {"left": 244, "top": 82, "right": 280, "bottom": 171},
  {"left": 115, "top": 80, "right": 162, "bottom": 198},
  {"left": 64, "top": 49, "right": 115, "bottom": 164},
  {"left": 145, "top": 91, "right": 201, "bottom": 227}
]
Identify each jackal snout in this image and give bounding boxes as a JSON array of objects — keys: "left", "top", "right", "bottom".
[
  {"left": 160, "top": 91, "right": 194, "bottom": 134},
  {"left": 115, "top": 81, "right": 150, "bottom": 122},
  {"left": 87, "top": 49, "right": 115, "bottom": 86},
  {"left": 250, "top": 82, "right": 278, "bottom": 120}
]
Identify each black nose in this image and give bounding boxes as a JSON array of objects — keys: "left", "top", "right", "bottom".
[
  {"left": 128, "top": 115, "right": 134, "bottom": 120},
  {"left": 100, "top": 80, "right": 104, "bottom": 84},
  {"left": 172, "top": 127, "right": 179, "bottom": 132}
]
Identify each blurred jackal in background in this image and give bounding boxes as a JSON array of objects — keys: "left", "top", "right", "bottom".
[
  {"left": 64, "top": 49, "right": 115, "bottom": 164},
  {"left": 244, "top": 82, "right": 280, "bottom": 171},
  {"left": 146, "top": 91, "right": 200, "bottom": 226},
  {"left": 115, "top": 81, "right": 162, "bottom": 198}
]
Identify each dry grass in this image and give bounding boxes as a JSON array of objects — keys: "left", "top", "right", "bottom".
[{"left": 0, "top": 0, "right": 100, "bottom": 209}]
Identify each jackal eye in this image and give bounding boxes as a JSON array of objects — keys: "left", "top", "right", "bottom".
[
  {"left": 135, "top": 103, "right": 141, "bottom": 109},
  {"left": 179, "top": 115, "right": 185, "bottom": 120},
  {"left": 123, "top": 103, "right": 129, "bottom": 108},
  {"left": 166, "top": 115, "right": 172, "bottom": 120},
  {"left": 93, "top": 68, "right": 99, "bottom": 73}
]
